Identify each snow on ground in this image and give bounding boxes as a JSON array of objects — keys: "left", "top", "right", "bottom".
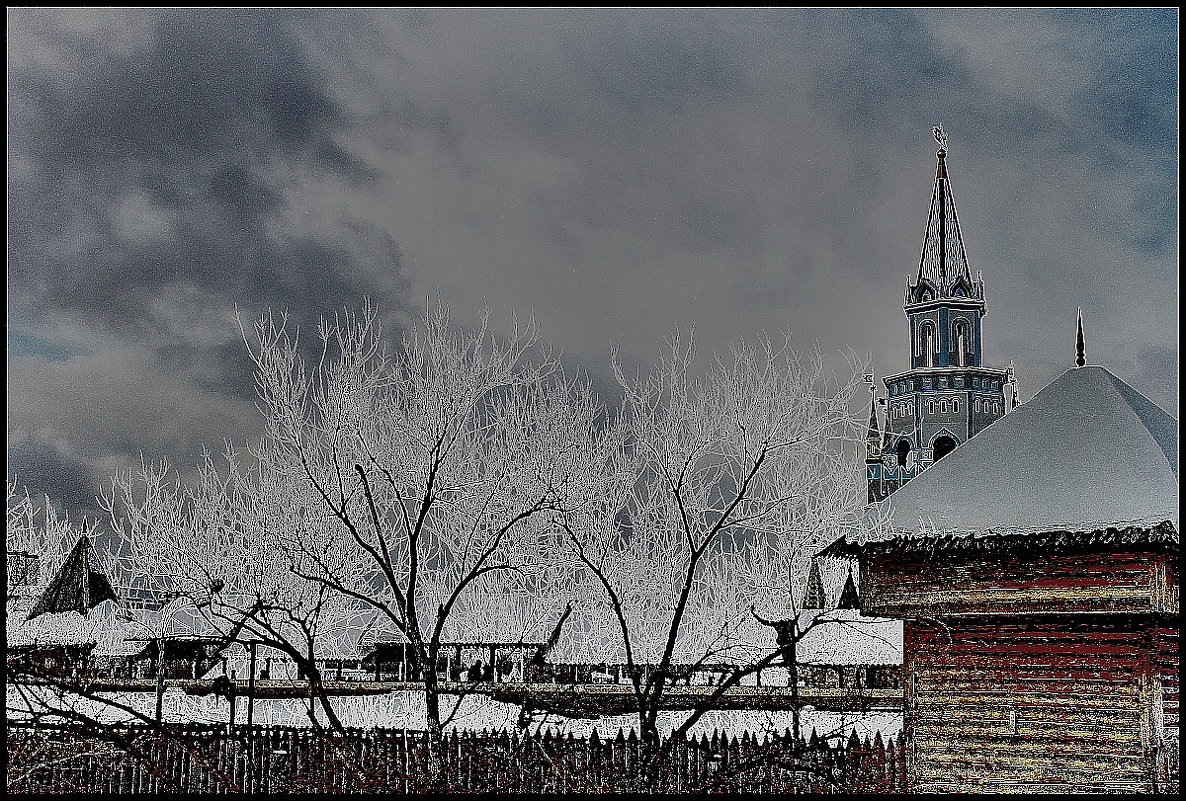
[{"left": 8, "top": 685, "right": 900, "bottom": 740}]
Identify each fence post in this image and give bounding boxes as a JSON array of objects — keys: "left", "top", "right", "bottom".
[{"left": 896, "top": 732, "right": 907, "bottom": 792}]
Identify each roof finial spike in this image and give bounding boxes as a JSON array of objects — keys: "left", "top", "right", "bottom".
[
  {"left": 1075, "top": 307, "right": 1086, "bottom": 368},
  {"left": 933, "top": 125, "right": 948, "bottom": 179}
]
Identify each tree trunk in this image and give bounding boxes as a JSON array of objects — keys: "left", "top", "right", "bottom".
[{"left": 423, "top": 672, "right": 446, "bottom": 790}]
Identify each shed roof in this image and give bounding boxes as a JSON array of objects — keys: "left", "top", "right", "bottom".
[{"left": 847, "top": 366, "right": 1177, "bottom": 547}]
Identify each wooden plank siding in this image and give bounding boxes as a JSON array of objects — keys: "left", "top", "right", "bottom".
[
  {"left": 860, "top": 547, "right": 1178, "bottom": 617},
  {"left": 1155, "top": 624, "right": 1179, "bottom": 731},
  {"left": 902, "top": 615, "right": 1175, "bottom": 793}
]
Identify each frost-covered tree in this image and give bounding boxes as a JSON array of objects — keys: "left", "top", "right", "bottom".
[
  {"left": 106, "top": 451, "right": 364, "bottom": 734},
  {"left": 554, "top": 331, "right": 866, "bottom": 785},
  {"left": 6, "top": 484, "right": 83, "bottom": 605},
  {"left": 108, "top": 299, "right": 617, "bottom": 783}
]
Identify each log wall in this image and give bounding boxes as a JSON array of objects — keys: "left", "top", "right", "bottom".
[{"left": 903, "top": 614, "right": 1178, "bottom": 793}]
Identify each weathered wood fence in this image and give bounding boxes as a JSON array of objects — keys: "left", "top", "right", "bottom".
[{"left": 8, "top": 723, "right": 906, "bottom": 794}]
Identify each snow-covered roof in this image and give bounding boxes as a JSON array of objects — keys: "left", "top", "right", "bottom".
[
  {"left": 6, "top": 594, "right": 232, "bottom": 651},
  {"left": 852, "top": 366, "right": 1177, "bottom": 545},
  {"left": 7, "top": 599, "right": 139, "bottom": 648}
]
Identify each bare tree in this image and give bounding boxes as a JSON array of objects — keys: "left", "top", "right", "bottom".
[
  {"left": 554, "top": 331, "right": 866, "bottom": 788},
  {"left": 103, "top": 299, "right": 619, "bottom": 787}
]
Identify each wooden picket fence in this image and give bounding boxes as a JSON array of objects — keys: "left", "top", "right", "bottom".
[{"left": 8, "top": 723, "right": 907, "bottom": 794}]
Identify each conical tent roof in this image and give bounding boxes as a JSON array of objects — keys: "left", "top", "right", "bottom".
[
  {"left": 26, "top": 536, "right": 118, "bottom": 620},
  {"left": 801, "top": 560, "right": 828, "bottom": 609},
  {"left": 853, "top": 366, "right": 1177, "bottom": 543},
  {"left": 836, "top": 569, "right": 860, "bottom": 609}
]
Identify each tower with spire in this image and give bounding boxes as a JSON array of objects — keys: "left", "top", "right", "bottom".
[{"left": 867, "top": 131, "right": 1016, "bottom": 503}]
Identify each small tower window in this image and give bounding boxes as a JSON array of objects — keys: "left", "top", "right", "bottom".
[
  {"left": 953, "top": 398, "right": 960, "bottom": 413},
  {"left": 896, "top": 440, "right": 911, "bottom": 467}
]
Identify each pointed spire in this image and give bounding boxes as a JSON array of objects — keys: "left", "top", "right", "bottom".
[
  {"left": 837, "top": 566, "right": 861, "bottom": 609},
  {"left": 802, "top": 559, "right": 827, "bottom": 610},
  {"left": 865, "top": 370, "right": 881, "bottom": 458},
  {"left": 914, "top": 130, "right": 972, "bottom": 290},
  {"left": 1076, "top": 307, "right": 1086, "bottom": 367}
]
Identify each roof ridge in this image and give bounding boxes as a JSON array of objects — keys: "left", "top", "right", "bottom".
[{"left": 1096, "top": 368, "right": 1178, "bottom": 477}]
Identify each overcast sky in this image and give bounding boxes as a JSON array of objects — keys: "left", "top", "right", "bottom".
[{"left": 8, "top": 8, "right": 1178, "bottom": 518}]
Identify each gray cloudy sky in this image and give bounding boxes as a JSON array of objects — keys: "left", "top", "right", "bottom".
[{"left": 8, "top": 8, "right": 1178, "bottom": 517}]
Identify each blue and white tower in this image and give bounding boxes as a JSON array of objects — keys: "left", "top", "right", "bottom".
[{"left": 868, "top": 131, "right": 1018, "bottom": 503}]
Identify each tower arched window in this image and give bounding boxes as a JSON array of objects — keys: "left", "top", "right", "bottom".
[
  {"left": 933, "top": 435, "right": 958, "bottom": 461},
  {"left": 953, "top": 320, "right": 970, "bottom": 367},
  {"left": 918, "top": 322, "right": 936, "bottom": 368},
  {"left": 953, "top": 398, "right": 959, "bottom": 413}
]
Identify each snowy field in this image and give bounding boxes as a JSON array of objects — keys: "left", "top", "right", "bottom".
[{"left": 8, "top": 684, "right": 900, "bottom": 740}]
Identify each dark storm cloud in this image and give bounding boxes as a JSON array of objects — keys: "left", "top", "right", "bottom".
[
  {"left": 7, "top": 432, "right": 98, "bottom": 516},
  {"left": 8, "top": 8, "right": 409, "bottom": 514},
  {"left": 7, "top": 8, "right": 1177, "bottom": 518},
  {"left": 302, "top": 9, "right": 1173, "bottom": 405},
  {"left": 9, "top": 8, "right": 409, "bottom": 395}
]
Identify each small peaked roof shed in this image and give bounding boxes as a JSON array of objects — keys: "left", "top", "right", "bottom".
[{"left": 831, "top": 366, "right": 1176, "bottom": 551}]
